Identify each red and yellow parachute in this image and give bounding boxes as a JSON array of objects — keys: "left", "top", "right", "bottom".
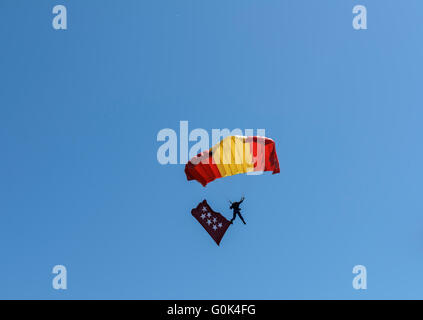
[{"left": 185, "top": 136, "right": 280, "bottom": 186}]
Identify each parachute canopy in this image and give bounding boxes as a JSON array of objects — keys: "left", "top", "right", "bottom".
[{"left": 185, "top": 136, "right": 280, "bottom": 187}]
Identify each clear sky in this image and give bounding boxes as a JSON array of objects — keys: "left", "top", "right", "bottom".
[{"left": 1, "top": 0, "right": 423, "bottom": 299}]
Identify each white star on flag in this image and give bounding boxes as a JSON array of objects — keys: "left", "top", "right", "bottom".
[
  {"left": 202, "top": 207, "right": 208, "bottom": 212},
  {"left": 207, "top": 219, "right": 211, "bottom": 225},
  {"left": 218, "top": 222, "right": 222, "bottom": 228},
  {"left": 213, "top": 217, "right": 217, "bottom": 223},
  {"left": 200, "top": 213, "right": 206, "bottom": 219},
  {"left": 212, "top": 225, "right": 217, "bottom": 231},
  {"left": 207, "top": 212, "right": 211, "bottom": 218}
]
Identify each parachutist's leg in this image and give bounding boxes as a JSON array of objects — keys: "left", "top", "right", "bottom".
[
  {"left": 230, "top": 212, "right": 236, "bottom": 224},
  {"left": 238, "top": 213, "right": 246, "bottom": 225}
]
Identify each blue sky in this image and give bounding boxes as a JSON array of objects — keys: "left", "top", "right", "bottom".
[{"left": 1, "top": 0, "right": 423, "bottom": 299}]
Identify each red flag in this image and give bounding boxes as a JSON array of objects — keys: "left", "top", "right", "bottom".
[{"left": 191, "top": 200, "right": 231, "bottom": 246}]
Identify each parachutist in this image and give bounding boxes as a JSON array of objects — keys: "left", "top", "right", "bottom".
[{"left": 229, "top": 197, "right": 246, "bottom": 225}]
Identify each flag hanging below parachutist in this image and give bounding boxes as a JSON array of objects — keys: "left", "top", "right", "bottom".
[{"left": 191, "top": 200, "right": 231, "bottom": 246}]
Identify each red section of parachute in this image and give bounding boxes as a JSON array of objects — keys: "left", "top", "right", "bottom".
[
  {"left": 184, "top": 150, "right": 222, "bottom": 187},
  {"left": 248, "top": 136, "right": 280, "bottom": 175}
]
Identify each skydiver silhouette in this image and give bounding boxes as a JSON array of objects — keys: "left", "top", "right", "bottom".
[{"left": 229, "top": 197, "right": 246, "bottom": 225}]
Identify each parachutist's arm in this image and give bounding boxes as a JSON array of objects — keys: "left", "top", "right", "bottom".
[{"left": 239, "top": 197, "right": 245, "bottom": 204}]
